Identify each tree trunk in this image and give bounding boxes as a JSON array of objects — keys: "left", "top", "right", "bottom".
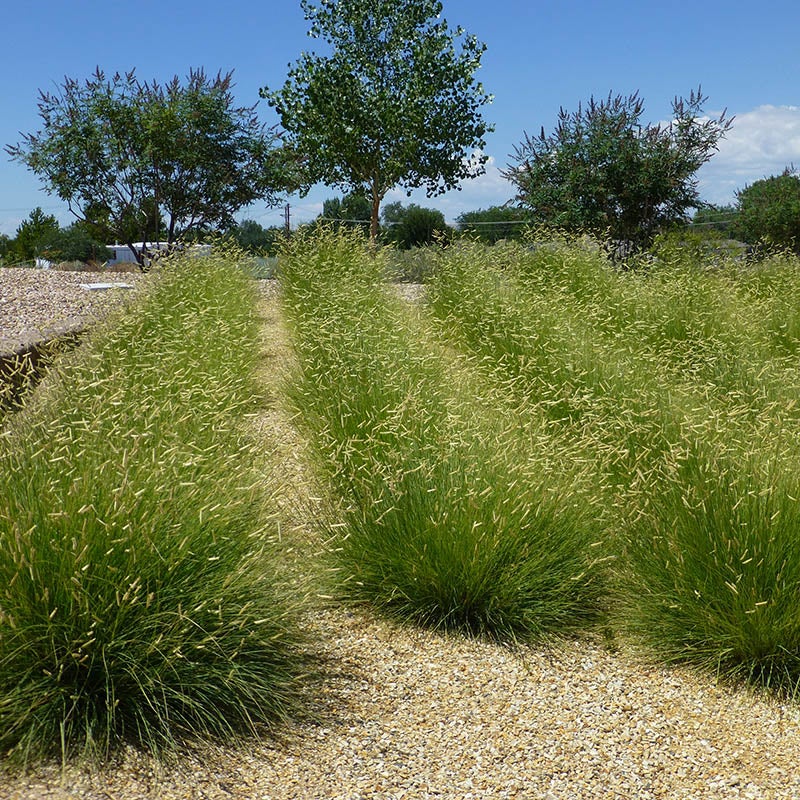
[
  {"left": 126, "top": 241, "right": 147, "bottom": 272},
  {"left": 370, "top": 183, "right": 381, "bottom": 245}
]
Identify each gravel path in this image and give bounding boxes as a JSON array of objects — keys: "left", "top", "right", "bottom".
[
  {"left": 5, "top": 607, "right": 800, "bottom": 799},
  {"left": 2, "top": 275, "right": 800, "bottom": 798}
]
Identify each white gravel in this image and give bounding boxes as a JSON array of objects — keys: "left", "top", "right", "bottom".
[
  {"left": 5, "top": 607, "right": 800, "bottom": 799},
  {"left": 0, "top": 267, "right": 147, "bottom": 352}
]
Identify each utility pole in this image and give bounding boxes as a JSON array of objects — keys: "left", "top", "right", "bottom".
[{"left": 284, "top": 203, "right": 291, "bottom": 236}]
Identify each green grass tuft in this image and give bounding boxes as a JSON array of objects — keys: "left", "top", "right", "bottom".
[
  {"left": 619, "top": 434, "right": 800, "bottom": 696},
  {"left": 0, "top": 246, "right": 310, "bottom": 764},
  {"left": 426, "top": 236, "right": 800, "bottom": 695},
  {"left": 279, "top": 227, "right": 606, "bottom": 642}
]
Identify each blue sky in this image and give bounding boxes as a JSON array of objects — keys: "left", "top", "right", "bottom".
[{"left": 1, "top": 0, "right": 798, "bottom": 236}]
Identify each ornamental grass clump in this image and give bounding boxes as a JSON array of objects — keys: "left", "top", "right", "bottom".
[
  {"left": 0, "top": 248, "right": 309, "bottom": 764},
  {"left": 426, "top": 239, "right": 683, "bottom": 498},
  {"left": 430, "top": 239, "right": 800, "bottom": 694},
  {"left": 427, "top": 242, "right": 800, "bottom": 492},
  {"left": 279, "top": 227, "right": 606, "bottom": 642},
  {"left": 619, "top": 427, "right": 800, "bottom": 696}
]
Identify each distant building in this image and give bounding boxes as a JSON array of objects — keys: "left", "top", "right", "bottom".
[
  {"left": 105, "top": 242, "right": 170, "bottom": 267},
  {"left": 106, "top": 242, "right": 211, "bottom": 266}
]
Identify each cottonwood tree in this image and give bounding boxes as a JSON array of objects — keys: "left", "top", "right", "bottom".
[
  {"left": 320, "top": 191, "right": 373, "bottom": 235},
  {"left": 504, "top": 89, "right": 733, "bottom": 251},
  {"left": 262, "top": 0, "right": 493, "bottom": 242},
  {"left": 8, "top": 69, "right": 289, "bottom": 268}
]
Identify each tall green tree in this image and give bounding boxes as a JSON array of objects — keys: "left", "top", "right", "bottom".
[
  {"left": 229, "top": 219, "right": 283, "bottom": 254},
  {"left": 261, "top": 0, "right": 493, "bottom": 242},
  {"left": 37, "top": 222, "right": 112, "bottom": 265},
  {"left": 11, "top": 207, "right": 60, "bottom": 262},
  {"left": 320, "top": 191, "right": 373, "bottom": 235},
  {"left": 381, "top": 202, "right": 449, "bottom": 249},
  {"left": 504, "top": 89, "right": 733, "bottom": 251},
  {"left": 733, "top": 168, "right": 800, "bottom": 254},
  {"left": 8, "top": 69, "right": 289, "bottom": 268}
]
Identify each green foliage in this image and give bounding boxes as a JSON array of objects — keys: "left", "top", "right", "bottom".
[
  {"left": 505, "top": 89, "right": 733, "bottom": 251},
  {"left": 320, "top": 191, "right": 372, "bottom": 235},
  {"left": 8, "top": 69, "right": 289, "bottom": 266},
  {"left": 620, "top": 436, "right": 800, "bottom": 695},
  {"left": 0, "top": 248, "right": 309, "bottom": 763},
  {"left": 261, "top": 0, "right": 493, "bottom": 241},
  {"left": 230, "top": 219, "right": 283, "bottom": 255},
  {"left": 456, "top": 205, "right": 530, "bottom": 243},
  {"left": 4, "top": 212, "right": 112, "bottom": 266},
  {"left": 734, "top": 168, "right": 800, "bottom": 254},
  {"left": 736, "top": 253, "right": 800, "bottom": 357},
  {"left": 692, "top": 203, "right": 738, "bottom": 232},
  {"left": 648, "top": 227, "right": 745, "bottom": 270},
  {"left": 37, "top": 222, "right": 113, "bottom": 264},
  {"left": 0, "top": 233, "right": 11, "bottom": 263},
  {"left": 427, "top": 238, "right": 800, "bottom": 695},
  {"left": 383, "top": 247, "right": 438, "bottom": 283},
  {"left": 10, "top": 207, "right": 60, "bottom": 262},
  {"left": 382, "top": 202, "right": 450, "bottom": 249},
  {"left": 279, "top": 227, "right": 606, "bottom": 642}
]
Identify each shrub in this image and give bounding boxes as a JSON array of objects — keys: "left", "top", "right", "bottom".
[
  {"left": 428, "top": 238, "right": 800, "bottom": 694},
  {"left": 0, "top": 247, "right": 309, "bottom": 763},
  {"left": 455, "top": 205, "right": 530, "bottom": 243},
  {"left": 734, "top": 169, "right": 800, "bottom": 255},
  {"left": 382, "top": 203, "right": 451, "bottom": 249}
]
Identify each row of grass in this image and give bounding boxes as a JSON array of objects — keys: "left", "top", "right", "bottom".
[
  {"left": 8, "top": 229, "right": 800, "bottom": 766},
  {"left": 278, "top": 227, "right": 606, "bottom": 642},
  {"left": 0, "top": 247, "right": 308, "bottom": 764},
  {"left": 426, "top": 237, "right": 800, "bottom": 695}
]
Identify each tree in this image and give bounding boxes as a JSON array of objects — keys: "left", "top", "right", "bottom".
[
  {"left": 456, "top": 205, "right": 530, "bottom": 243},
  {"left": 504, "top": 89, "right": 733, "bottom": 251},
  {"left": 37, "top": 222, "right": 112, "bottom": 264},
  {"left": 382, "top": 202, "right": 449, "bottom": 249},
  {"left": 11, "top": 207, "right": 60, "bottom": 262},
  {"left": 261, "top": 0, "right": 493, "bottom": 242},
  {"left": 8, "top": 68, "right": 290, "bottom": 268},
  {"left": 320, "top": 191, "right": 372, "bottom": 234},
  {"left": 733, "top": 168, "right": 800, "bottom": 254},
  {"left": 691, "top": 203, "right": 738, "bottom": 233},
  {"left": 229, "top": 219, "right": 283, "bottom": 255}
]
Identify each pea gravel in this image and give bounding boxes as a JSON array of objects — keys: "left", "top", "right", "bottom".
[
  {"left": 4, "top": 607, "right": 800, "bottom": 799},
  {"left": 0, "top": 266, "right": 146, "bottom": 352},
  {"left": 2, "top": 276, "right": 800, "bottom": 799}
]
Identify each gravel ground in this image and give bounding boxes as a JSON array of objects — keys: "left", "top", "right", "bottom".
[
  {"left": 4, "top": 607, "right": 800, "bottom": 799},
  {"left": 3, "top": 276, "right": 800, "bottom": 798},
  {"left": 0, "top": 267, "right": 147, "bottom": 353}
]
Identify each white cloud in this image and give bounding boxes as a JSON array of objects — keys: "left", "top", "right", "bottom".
[{"left": 697, "top": 105, "right": 800, "bottom": 205}]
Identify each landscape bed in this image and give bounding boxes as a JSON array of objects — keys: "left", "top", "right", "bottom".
[{"left": 3, "top": 237, "right": 800, "bottom": 798}]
